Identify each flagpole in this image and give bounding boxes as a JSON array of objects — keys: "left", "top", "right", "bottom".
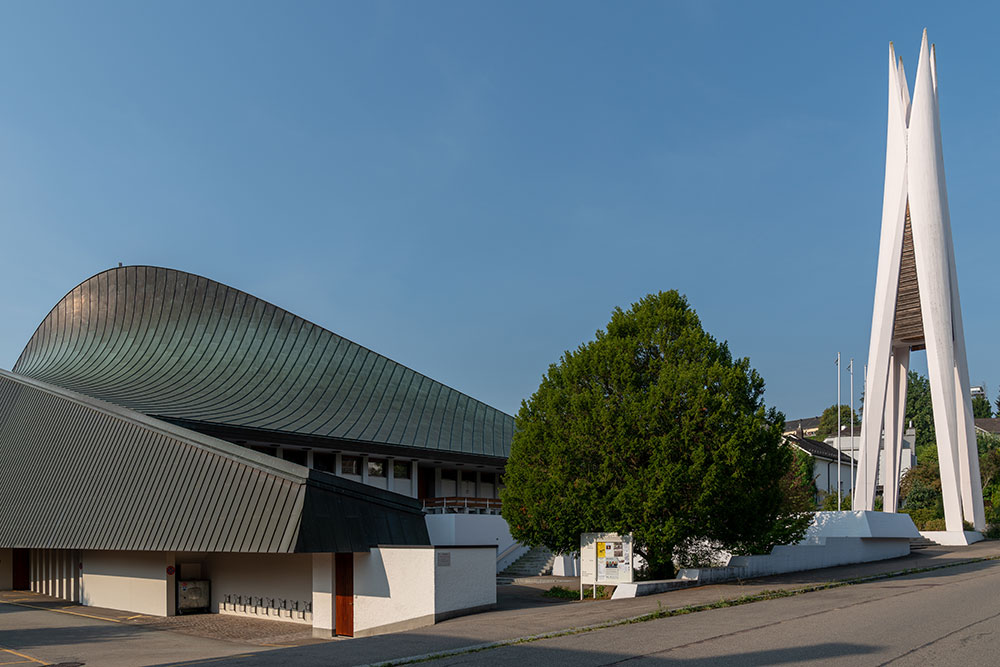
[
  {"left": 850, "top": 358, "right": 854, "bottom": 505},
  {"left": 837, "top": 352, "right": 842, "bottom": 511},
  {"left": 863, "top": 363, "right": 868, "bottom": 511}
]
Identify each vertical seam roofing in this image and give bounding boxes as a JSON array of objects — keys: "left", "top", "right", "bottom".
[
  {"left": 13, "top": 266, "right": 513, "bottom": 458},
  {"left": 0, "top": 369, "right": 428, "bottom": 552}
]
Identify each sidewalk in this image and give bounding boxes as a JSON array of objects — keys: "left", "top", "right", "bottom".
[{"left": 155, "top": 540, "right": 1000, "bottom": 666}]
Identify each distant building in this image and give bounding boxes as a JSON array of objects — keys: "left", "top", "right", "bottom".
[
  {"left": 822, "top": 427, "right": 916, "bottom": 499},
  {"left": 784, "top": 416, "right": 821, "bottom": 439},
  {"left": 784, "top": 431, "right": 855, "bottom": 502}
]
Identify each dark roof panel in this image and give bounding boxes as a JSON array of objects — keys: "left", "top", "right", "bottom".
[
  {"left": 0, "top": 370, "right": 428, "bottom": 553},
  {"left": 14, "top": 266, "right": 513, "bottom": 458}
]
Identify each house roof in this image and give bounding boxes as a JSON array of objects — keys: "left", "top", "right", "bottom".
[
  {"left": 784, "top": 416, "right": 821, "bottom": 433},
  {"left": 13, "top": 266, "right": 513, "bottom": 460},
  {"left": 0, "top": 369, "right": 428, "bottom": 552},
  {"left": 975, "top": 418, "right": 1000, "bottom": 435},
  {"left": 785, "top": 433, "right": 854, "bottom": 464}
]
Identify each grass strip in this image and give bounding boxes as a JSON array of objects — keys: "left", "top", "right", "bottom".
[{"left": 363, "top": 555, "right": 1000, "bottom": 666}]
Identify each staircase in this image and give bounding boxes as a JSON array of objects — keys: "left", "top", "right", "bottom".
[
  {"left": 497, "top": 546, "right": 555, "bottom": 584},
  {"left": 910, "top": 535, "right": 940, "bottom": 550}
]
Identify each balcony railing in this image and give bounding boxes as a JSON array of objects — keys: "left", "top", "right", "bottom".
[{"left": 422, "top": 497, "right": 502, "bottom": 515}]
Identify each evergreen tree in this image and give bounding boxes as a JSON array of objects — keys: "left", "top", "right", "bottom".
[{"left": 501, "top": 291, "right": 809, "bottom": 579}]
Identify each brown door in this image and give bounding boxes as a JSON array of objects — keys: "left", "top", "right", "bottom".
[
  {"left": 335, "top": 553, "right": 354, "bottom": 637},
  {"left": 12, "top": 549, "right": 29, "bottom": 590}
]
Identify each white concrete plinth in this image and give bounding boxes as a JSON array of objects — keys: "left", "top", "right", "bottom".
[
  {"left": 552, "top": 554, "right": 580, "bottom": 577},
  {"left": 610, "top": 579, "right": 692, "bottom": 599},
  {"left": 804, "top": 510, "right": 921, "bottom": 540},
  {"left": 612, "top": 511, "right": 919, "bottom": 598},
  {"left": 920, "top": 530, "right": 983, "bottom": 546}
]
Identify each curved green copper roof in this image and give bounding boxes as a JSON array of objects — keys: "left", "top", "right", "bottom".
[{"left": 14, "top": 266, "right": 513, "bottom": 458}]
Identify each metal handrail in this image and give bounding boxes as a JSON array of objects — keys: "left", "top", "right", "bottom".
[
  {"left": 421, "top": 496, "right": 502, "bottom": 513},
  {"left": 496, "top": 541, "right": 522, "bottom": 563}
]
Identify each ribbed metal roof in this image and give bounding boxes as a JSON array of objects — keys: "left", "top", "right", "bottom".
[
  {"left": 0, "top": 369, "right": 428, "bottom": 552},
  {"left": 14, "top": 266, "right": 512, "bottom": 459}
]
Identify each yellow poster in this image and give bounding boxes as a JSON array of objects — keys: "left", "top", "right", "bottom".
[{"left": 597, "top": 542, "right": 605, "bottom": 558}]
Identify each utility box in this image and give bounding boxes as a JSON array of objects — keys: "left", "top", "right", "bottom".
[{"left": 177, "top": 580, "right": 210, "bottom": 614}]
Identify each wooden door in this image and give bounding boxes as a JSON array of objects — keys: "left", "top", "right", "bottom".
[
  {"left": 12, "top": 549, "right": 29, "bottom": 590},
  {"left": 335, "top": 553, "right": 354, "bottom": 637}
]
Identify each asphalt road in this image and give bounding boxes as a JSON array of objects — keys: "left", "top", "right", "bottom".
[
  {"left": 0, "top": 600, "right": 263, "bottom": 667},
  {"left": 175, "top": 557, "right": 1000, "bottom": 666},
  {"left": 4, "top": 553, "right": 1000, "bottom": 666},
  {"left": 423, "top": 559, "right": 1000, "bottom": 666}
]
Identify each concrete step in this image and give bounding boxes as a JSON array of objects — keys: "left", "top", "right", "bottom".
[
  {"left": 909, "top": 536, "right": 940, "bottom": 550},
  {"left": 499, "top": 546, "right": 555, "bottom": 578}
]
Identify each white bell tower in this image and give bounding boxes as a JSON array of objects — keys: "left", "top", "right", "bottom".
[{"left": 854, "top": 31, "right": 984, "bottom": 536}]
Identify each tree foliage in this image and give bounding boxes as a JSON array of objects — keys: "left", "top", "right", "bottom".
[
  {"left": 972, "top": 395, "right": 993, "bottom": 419},
  {"left": 900, "top": 435, "right": 1000, "bottom": 530},
  {"left": 814, "top": 404, "right": 860, "bottom": 441},
  {"left": 905, "top": 371, "right": 937, "bottom": 463},
  {"left": 780, "top": 448, "right": 818, "bottom": 513},
  {"left": 500, "top": 291, "right": 810, "bottom": 579}
]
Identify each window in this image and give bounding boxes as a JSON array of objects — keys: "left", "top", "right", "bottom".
[
  {"left": 368, "top": 458, "right": 386, "bottom": 478},
  {"left": 460, "top": 470, "right": 476, "bottom": 483},
  {"left": 249, "top": 445, "right": 277, "bottom": 457},
  {"left": 313, "top": 451, "right": 336, "bottom": 473},
  {"left": 282, "top": 449, "right": 307, "bottom": 466},
  {"left": 440, "top": 468, "right": 457, "bottom": 481},
  {"left": 393, "top": 461, "right": 411, "bottom": 479},
  {"left": 342, "top": 455, "right": 361, "bottom": 476},
  {"left": 480, "top": 472, "right": 495, "bottom": 486}
]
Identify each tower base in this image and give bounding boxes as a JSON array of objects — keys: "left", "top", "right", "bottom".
[{"left": 920, "top": 530, "right": 983, "bottom": 546}]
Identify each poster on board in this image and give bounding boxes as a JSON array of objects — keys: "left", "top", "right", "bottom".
[{"left": 580, "top": 532, "right": 633, "bottom": 586}]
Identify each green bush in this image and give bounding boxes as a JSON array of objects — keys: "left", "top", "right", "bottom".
[
  {"left": 899, "top": 507, "right": 941, "bottom": 530},
  {"left": 820, "top": 493, "right": 850, "bottom": 511}
]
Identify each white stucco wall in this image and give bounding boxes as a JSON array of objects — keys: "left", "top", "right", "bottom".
[
  {"left": 815, "top": 460, "right": 856, "bottom": 498},
  {"left": 425, "top": 514, "right": 518, "bottom": 573},
  {"left": 353, "top": 547, "right": 436, "bottom": 636},
  {"left": 425, "top": 514, "right": 513, "bottom": 549},
  {"left": 353, "top": 546, "right": 495, "bottom": 637},
  {"left": 81, "top": 551, "right": 173, "bottom": 617},
  {"left": 200, "top": 552, "right": 313, "bottom": 624},
  {"left": 0, "top": 549, "right": 11, "bottom": 591},
  {"left": 433, "top": 547, "right": 496, "bottom": 618},
  {"left": 311, "top": 553, "right": 335, "bottom": 636}
]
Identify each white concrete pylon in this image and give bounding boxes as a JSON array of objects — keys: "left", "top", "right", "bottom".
[{"left": 854, "top": 31, "right": 985, "bottom": 532}]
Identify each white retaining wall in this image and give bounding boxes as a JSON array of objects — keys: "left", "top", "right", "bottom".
[
  {"left": 435, "top": 547, "right": 496, "bottom": 618},
  {"left": 614, "top": 511, "right": 920, "bottom": 599},
  {"left": 354, "top": 546, "right": 496, "bottom": 637},
  {"left": 425, "top": 514, "right": 523, "bottom": 573}
]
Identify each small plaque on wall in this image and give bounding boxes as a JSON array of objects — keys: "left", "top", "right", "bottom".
[{"left": 437, "top": 552, "right": 451, "bottom": 567}]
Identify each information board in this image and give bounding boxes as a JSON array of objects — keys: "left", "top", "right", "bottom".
[{"left": 580, "top": 532, "right": 633, "bottom": 587}]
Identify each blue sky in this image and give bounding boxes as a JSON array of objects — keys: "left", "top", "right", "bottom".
[{"left": 1, "top": 2, "right": 998, "bottom": 420}]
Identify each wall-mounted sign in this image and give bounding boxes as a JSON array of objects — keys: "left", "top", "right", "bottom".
[{"left": 580, "top": 532, "right": 633, "bottom": 597}]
